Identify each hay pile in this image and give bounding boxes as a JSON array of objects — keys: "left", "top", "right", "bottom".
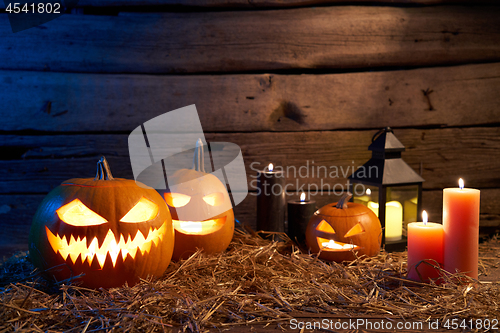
[{"left": 1, "top": 227, "right": 499, "bottom": 332}]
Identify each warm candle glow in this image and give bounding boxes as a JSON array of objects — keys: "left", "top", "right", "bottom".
[
  {"left": 46, "top": 223, "right": 167, "bottom": 268},
  {"left": 367, "top": 200, "right": 403, "bottom": 241},
  {"left": 268, "top": 163, "right": 274, "bottom": 172},
  {"left": 300, "top": 192, "right": 306, "bottom": 202},
  {"left": 443, "top": 184, "right": 480, "bottom": 278},
  {"left": 407, "top": 216, "right": 444, "bottom": 281},
  {"left": 366, "top": 188, "right": 371, "bottom": 195},
  {"left": 322, "top": 239, "right": 355, "bottom": 250},
  {"left": 179, "top": 221, "right": 203, "bottom": 233},
  {"left": 459, "top": 178, "right": 464, "bottom": 190}
]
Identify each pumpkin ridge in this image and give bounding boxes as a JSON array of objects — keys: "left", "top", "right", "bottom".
[
  {"left": 159, "top": 139, "right": 234, "bottom": 261},
  {"left": 306, "top": 200, "right": 381, "bottom": 263},
  {"left": 29, "top": 156, "right": 174, "bottom": 288},
  {"left": 315, "top": 212, "right": 373, "bottom": 218}
]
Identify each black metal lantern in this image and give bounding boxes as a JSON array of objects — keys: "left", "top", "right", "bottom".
[{"left": 348, "top": 127, "right": 424, "bottom": 252}]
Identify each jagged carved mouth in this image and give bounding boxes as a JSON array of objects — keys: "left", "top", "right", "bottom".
[
  {"left": 45, "top": 222, "right": 167, "bottom": 269},
  {"left": 317, "top": 237, "right": 361, "bottom": 252},
  {"left": 173, "top": 216, "right": 226, "bottom": 235}
]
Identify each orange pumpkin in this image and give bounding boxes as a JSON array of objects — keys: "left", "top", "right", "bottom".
[
  {"left": 306, "top": 193, "right": 381, "bottom": 262},
  {"left": 162, "top": 139, "right": 234, "bottom": 260},
  {"left": 29, "top": 157, "right": 174, "bottom": 288}
]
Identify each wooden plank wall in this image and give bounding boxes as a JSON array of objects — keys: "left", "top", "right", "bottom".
[{"left": 1, "top": 0, "right": 499, "bottom": 258}]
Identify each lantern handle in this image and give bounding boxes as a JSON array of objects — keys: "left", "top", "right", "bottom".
[
  {"left": 336, "top": 192, "right": 352, "bottom": 209},
  {"left": 95, "top": 156, "right": 115, "bottom": 181},
  {"left": 192, "top": 138, "right": 206, "bottom": 173},
  {"left": 372, "top": 126, "right": 393, "bottom": 142}
]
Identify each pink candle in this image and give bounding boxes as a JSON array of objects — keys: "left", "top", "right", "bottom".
[
  {"left": 443, "top": 179, "right": 480, "bottom": 279},
  {"left": 407, "top": 211, "right": 444, "bottom": 282}
]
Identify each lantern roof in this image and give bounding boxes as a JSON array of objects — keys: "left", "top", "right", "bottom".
[
  {"left": 368, "top": 127, "right": 405, "bottom": 153},
  {"left": 349, "top": 127, "right": 424, "bottom": 186}
]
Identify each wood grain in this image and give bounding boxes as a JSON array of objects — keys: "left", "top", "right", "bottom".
[
  {"left": 1, "top": 127, "right": 499, "bottom": 194},
  {"left": 2, "top": 63, "right": 499, "bottom": 132},
  {"left": 72, "top": 0, "right": 500, "bottom": 7},
  {"left": 0, "top": 6, "right": 499, "bottom": 73},
  {"left": 1, "top": 0, "right": 496, "bottom": 8},
  {"left": 2, "top": 188, "right": 499, "bottom": 258}
]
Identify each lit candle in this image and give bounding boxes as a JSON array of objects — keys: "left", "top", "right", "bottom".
[
  {"left": 407, "top": 211, "right": 444, "bottom": 282},
  {"left": 367, "top": 200, "right": 403, "bottom": 241},
  {"left": 322, "top": 239, "right": 355, "bottom": 250},
  {"left": 257, "top": 163, "right": 285, "bottom": 232},
  {"left": 443, "top": 178, "right": 480, "bottom": 279},
  {"left": 287, "top": 192, "right": 316, "bottom": 245}
]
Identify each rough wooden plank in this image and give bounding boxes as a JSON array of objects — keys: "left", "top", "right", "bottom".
[
  {"left": 72, "top": 0, "right": 500, "bottom": 7},
  {"left": 2, "top": 188, "right": 498, "bottom": 258},
  {"left": 0, "top": 127, "right": 499, "bottom": 193},
  {"left": 2, "top": 63, "right": 500, "bottom": 132},
  {"left": 0, "top": 6, "right": 499, "bottom": 73},
  {"left": 1, "top": 0, "right": 496, "bottom": 8},
  {"left": 237, "top": 190, "right": 500, "bottom": 231},
  {"left": 0, "top": 194, "right": 41, "bottom": 256}
]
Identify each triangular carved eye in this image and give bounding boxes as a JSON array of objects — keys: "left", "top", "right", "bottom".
[
  {"left": 316, "top": 220, "right": 335, "bottom": 234},
  {"left": 120, "top": 197, "right": 158, "bottom": 223},
  {"left": 203, "top": 192, "right": 224, "bottom": 206},
  {"left": 344, "top": 223, "right": 365, "bottom": 238},
  {"left": 57, "top": 199, "right": 107, "bottom": 227},
  {"left": 164, "top": 193, "right": 191, "bottom": 207}
]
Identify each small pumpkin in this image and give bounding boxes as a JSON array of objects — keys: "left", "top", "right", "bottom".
[
  {"left": 29, "top": 157, "right": 174, "bottom": 288},
  {"left": 306, "top": 192, "right": 381, "bottom": 262},
  {"left": 161, "top": 139, "right": 234, "bottom": 260}
]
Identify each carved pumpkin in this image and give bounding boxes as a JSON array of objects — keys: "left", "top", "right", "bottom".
[
  {"left": 306, "top": 193, "right": 381, "bottom": 262},
  {"left": 29, "top": 157, "right": 174, "bottom": 288},
  {"left": 161, "top": 139, "right": 234, "bottom": 260}
]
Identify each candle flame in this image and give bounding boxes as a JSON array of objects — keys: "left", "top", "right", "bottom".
[
  {"left": 366, "top": 188, "right": 371, "bottom": 195},
  {"left": 268, "top": 163, "right": 274, "bottom": 172},
  {"left": 322, "top": 239, "right": 355, "bottom": 250},
  {"left": 459, "top": 178, "right": 464, "bottom": 190},
  {"left": 300, "top": 192, "right": 306, "bottom": 202},
  {"left": 422, "top": 210, "right": 428, "bottom": 225}
]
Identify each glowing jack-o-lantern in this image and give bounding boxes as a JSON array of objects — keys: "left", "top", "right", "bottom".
[
  {"left": 306, "top": 193, "right": 381, "bottom": 262},
  {"left": 161, "top": 139, "right": 234, "bottom": 260},
  {"left": 29, "top": 157, "right": 174, "bottom": 288}
]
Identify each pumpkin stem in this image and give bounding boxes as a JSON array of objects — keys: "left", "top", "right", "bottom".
[
  {"left": 336, "top": 192, "right": 352, "bottom": 209},
  {"left": 192, "top": 138, "right": 206, "bottom": 173},
  {"left": 95, "top": 156, "right": 115, "bottom": 181}
]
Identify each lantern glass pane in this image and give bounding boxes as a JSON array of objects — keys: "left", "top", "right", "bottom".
[
  {"left": 352, "top": 183, "right": 420, "bottom": 243},
  {"left": 386, "top": 185, "right": 419, "bottom": 225},
  {"left": 352, "top": 183, "right": 379, "bottom": 208}
]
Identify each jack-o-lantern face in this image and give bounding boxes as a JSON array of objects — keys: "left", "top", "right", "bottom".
[
  {"left": 160, "top": 140, "right": 234, "bottom": 261},
  {"left": 162, "top": 168, "right": 234, "bottom": 261},
  {"left": 306, "top": 194, "right": 381, "bottom": 262},
  {"left": 29, "top": 157, "right": 174, "bottom": 288},
  {"left": 314, "top": 219, "right": 366, "bottom": 252},
  {"left": 164, "top": 190, "right": 227, "bottom": 235},
  {"left": 45, "top": 197, "right": 164, "bottom": 269}
]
